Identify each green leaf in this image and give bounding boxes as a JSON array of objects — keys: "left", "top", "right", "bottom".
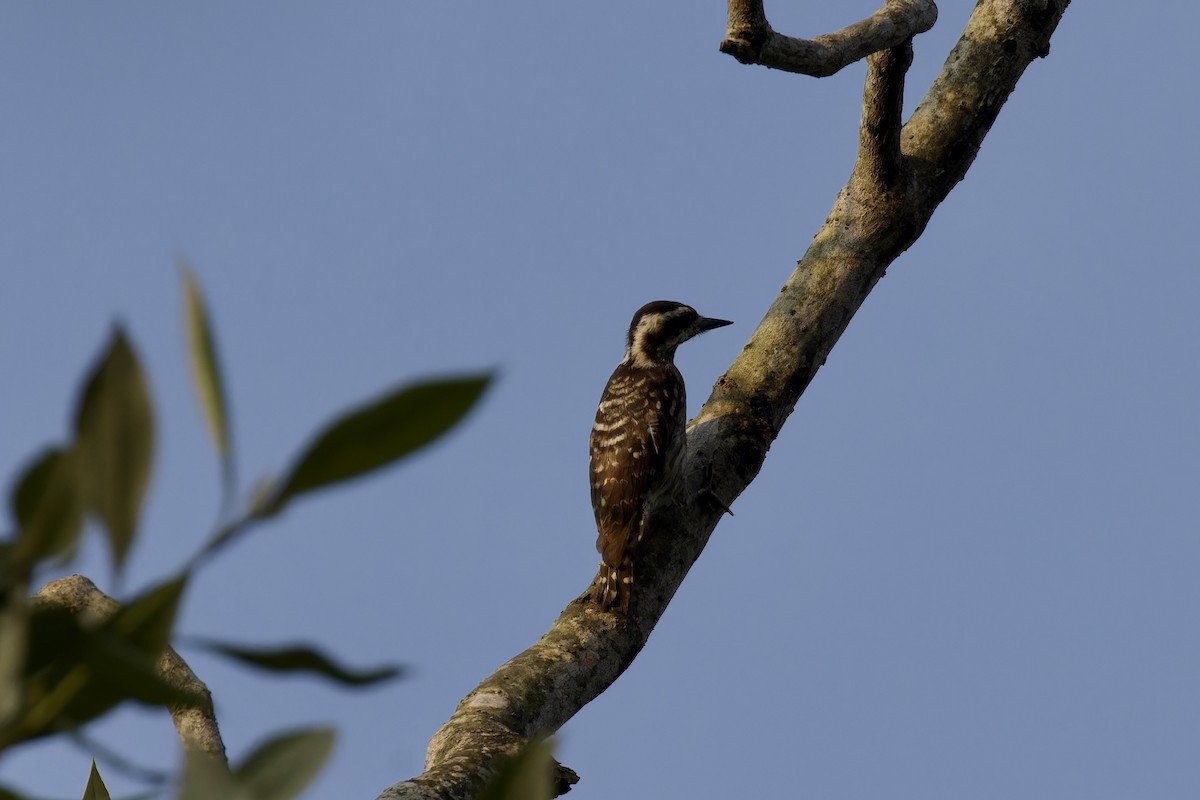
[
  {"left": 2, "top": 580, "right": 195, "bottom": 747},
  {"left": 10, "top": 448, "right": 85, "bottom": 572},
  {"left": 180, "top": 728, "right": 333, "bottom": 800},
  {"left": 72, "top": 328, "right": 155, "bottom": 570},
  {"left": 0, "top": 589, "right": 29, "bottom": 728},
  {"left": 179, "top": 751, "right": 251, "bottom": 800},
  {"left": 263, "top": 374, "right": 491, "bottom": 516},
  {"left": 11, "top": 631, "right": 196, "bottom": 742},
  {"left": 234, "top": 727, "right": 335, "bottom": 800},
  {"left": 186, "top": 638, "right": 403, "bottom": 686},
  {"left": 82, "top": 759, "right": 111, "bottom": 800},
  {"left": 22, "top": 605, "right": 86, "bottom": 678},
  {"left": 3, "top": 605, "right": 91, "bottom": 746},
  {"left": 77, "top": 574, "right": 195, "bottom": 710},
  {"left": 181, "top": 265, "right": 234, "bottom": 478},
  {"left": 80, "top": 630, "right": 196, "bottom": 710},
  {"left": 476, "top": 737, "right": 555, "bottom": 800}
]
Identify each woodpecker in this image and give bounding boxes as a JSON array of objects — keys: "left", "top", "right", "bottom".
[{"left": 589, "top": 301, "right": 732, "bottom": 614}]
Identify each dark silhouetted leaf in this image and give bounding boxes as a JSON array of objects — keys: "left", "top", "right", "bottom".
[
  {"left": 23, "top": 605, "right": 87, "bottom": 676},
  {"left": 0, "top": 591, "right": 28, "bottom": 728},
  {"left": 263, "top": 374, "right": 491, "bottom": 516},
  {"left": 10, "top": 652, "right": 174, "bottom": 747},
  {"left": 3, "top": 581, "right": 196, "bottom": 747},
  {"left": 187, "top": 638, "right": 403, "bottom": 686},
  {"left": 476, "top": 737, "right": 555, "bottom": 800},
  {"left": 108, "top": 574, "right": 187, "bottom": 656},
  {"left": 4, "top": 606, "right": 92, "bottom": 747},
  {"left": 80, "top": 631, "right": 197, "bottom": 710},
  {"left": 234, "top": 727, "right": 335, "bottom": 800},
  {"left": 75, "top": 574, "right": 196, "bottom": 711},
  {"left": 181, "top": 266, "right": 234, "bottom": 480},
  {"left": 82, "top": 759, "right": 111, "bottom": 800},
  {"left": 1, "top": 604, "right": 99, "bottom": 745},
  {"left": 72, "top": 329, "right": 154, "bottom": 570},
  {"left": 10, "top": 448, "right": 84, "bottom": 572},
  {"left": 11, "top": 630, "right": 197, "bottom": 743}
]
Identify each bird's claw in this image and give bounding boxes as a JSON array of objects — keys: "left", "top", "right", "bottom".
[{"left": 697, "top": 461, "right": 734, "bottom": 516}]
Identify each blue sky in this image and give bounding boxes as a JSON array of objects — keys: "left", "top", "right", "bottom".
[{"left": 3, "top": 2, "right": 1199, "bottom": 798}]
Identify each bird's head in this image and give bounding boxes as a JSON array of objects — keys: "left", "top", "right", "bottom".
[{"left": 624, "top": 300, "right": 732, "bottom": 366}]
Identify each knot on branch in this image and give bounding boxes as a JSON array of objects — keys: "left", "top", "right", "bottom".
[
  {"left": 719, "top": 26, "right": 772, "bottom": 65},
  {"left": 554, "top": 763, "right": 581, "bottom": 794}
]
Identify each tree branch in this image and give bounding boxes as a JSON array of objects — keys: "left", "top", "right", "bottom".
[
  {"left": 380, "top": 0, "right": 1069, "bottom": 796},
  {"left": 902, "top": 0, "right": 1067, "bottom": 208},
  {"left": 720, "top": 0, "right": 937, "bottom": 77},
  {"left": 856, "top": 40, "right": 912, "bottom": 192},
  {"left": 33, "top": 575, "right": 227, "bottom": 762}
]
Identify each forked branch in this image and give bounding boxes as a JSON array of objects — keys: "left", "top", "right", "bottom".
[
  {"left": 856, "top": 41, "right": 913, "bottom": 191},
  {"left": 380, "top": 1, "right": 1069, "bottom": 797},
  {"left": 720, "top": 0, "right": 937, "bottom": 77}
]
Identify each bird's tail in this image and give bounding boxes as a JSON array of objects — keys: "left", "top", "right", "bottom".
[{"left": 599, "top": 558, "right": 634, "bottom": 614}]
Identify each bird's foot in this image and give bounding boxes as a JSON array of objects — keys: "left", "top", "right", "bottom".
[{"left": 697, "top": 461, "right": 734, "bottom": 516}]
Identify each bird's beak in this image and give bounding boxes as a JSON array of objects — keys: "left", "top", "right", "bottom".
[{"left": 696, "top": 316, "right": 733, "bottom": 333}]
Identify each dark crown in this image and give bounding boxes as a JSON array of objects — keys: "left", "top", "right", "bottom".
[{"left": 624, "top": 301, "right": 732, "bottom": 365}]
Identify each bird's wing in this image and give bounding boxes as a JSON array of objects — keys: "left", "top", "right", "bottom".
[{"left": 589, "top": 371, "right": 676, "bottom": 568}]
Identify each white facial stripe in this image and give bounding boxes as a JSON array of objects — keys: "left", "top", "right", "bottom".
[{"left": 626, "top": 304, "right": 704, "bottom": 366}]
